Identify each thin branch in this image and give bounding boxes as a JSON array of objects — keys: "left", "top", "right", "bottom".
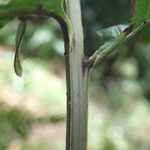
[
  {"left": 125, "top": 19, "right": 150, "bottom": 41},
  {"left": 90, "top": 33, "right": 125, "bottom": 66},
  {"left": 89, "top": 19, "right": 150, "bottom": 66}
]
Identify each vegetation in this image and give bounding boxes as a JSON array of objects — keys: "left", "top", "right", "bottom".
[{"left": 0, "top": 0, "right": 150, "bottom": 150}]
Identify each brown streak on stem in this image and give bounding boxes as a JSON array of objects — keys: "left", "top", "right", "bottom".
[{"left": 82, "top": 57, "right": 94, "bottom": 73}]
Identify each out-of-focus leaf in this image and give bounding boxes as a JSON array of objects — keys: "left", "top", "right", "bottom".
[
  {"left": 132, "top": 0, "right": 150, "bottom": 27},
  {"left": 97, "top": 25, "right": 128, "bottom": 44},
  {"left": 92, "top": 25, "right": 126, "bottom": 64},
  {"left": 131, "top": 0, "right": 150, "bottom": 42},
  {"left": 138, "top": 25, "right": 150, "bottom": 43}
]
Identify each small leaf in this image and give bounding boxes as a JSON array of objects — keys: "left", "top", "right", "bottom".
[
  {"left": 95, "top": 25, "right": 127, "bottom": 59},
  {"left": 14, "top": 18, "right": 27, "bottom": 77},
  {"left": 97, "top": 25, "right": 128, "bottom": 44}
]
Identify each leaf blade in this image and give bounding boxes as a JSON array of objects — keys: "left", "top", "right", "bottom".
[
  {"left": 132, "top": 0, "right": 150, "bottom": 27},
  {"left": 14, "top": 18, "right": 27, "bottom": 77}
]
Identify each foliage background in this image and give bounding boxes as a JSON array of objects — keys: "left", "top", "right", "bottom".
[{"left": 0, "top": 0, "right": 150, "bottom": 149}]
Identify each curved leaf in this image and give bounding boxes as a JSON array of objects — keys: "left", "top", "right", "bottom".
[
  {"left": 14, "top": 18, "right": 27, "bottom": 76},
  {"left": 0, "top": 0, "right": 72, "bottom": 76}
]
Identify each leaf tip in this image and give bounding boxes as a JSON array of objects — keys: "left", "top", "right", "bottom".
[{"left": 14, "top": 59, "right": 22, "bottom": 77}]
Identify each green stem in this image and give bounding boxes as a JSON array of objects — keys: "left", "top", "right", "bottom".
[
  {"left": 89, "top": 19, "right": 150, "bottom": 66},
  {"left": 65, "top": 0, "right": 90, "bottom": 149}
]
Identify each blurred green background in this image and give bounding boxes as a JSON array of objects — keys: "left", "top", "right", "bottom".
[{"left": 0, "top": 0, "right": 150, "bottom": 150}]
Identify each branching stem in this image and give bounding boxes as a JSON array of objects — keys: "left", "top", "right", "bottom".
[{"left": 89, "top": 19, "right": 150, "bottom": 67}]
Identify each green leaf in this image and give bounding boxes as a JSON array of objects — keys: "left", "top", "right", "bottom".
[
  {"left": 0, "top": 0, "right": 72, "bottom": 76},
  {"left": 131, "top": 0, "right": 150, "bottom": 42},
  {"left": 93, "top": 32, "right": 126, "bottom": 65},
  {"left": 0, "top": 0, "right": 71, "bottom": 31},
  {"left": 132, "top": 0, "right": 150, "bottom": 27},
  {"left": 97, "top": 25, "right": 127, "bottom": 45},
  {"left": 14, "top": 18, "right": 27, "bottom": 77},
  {"left": 91, "top": 25, "right": 127, "bottom": 64},
  {"left": 140, "top": 25, "right": 150, "bottom": 42}
]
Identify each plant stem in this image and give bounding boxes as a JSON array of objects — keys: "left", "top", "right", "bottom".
[
  {"left": 89, "top": 19, "right": 150, "bottom": 66},
  {"left": 0, "top": 2, "right": 90, "bottom": 149},
  {"left": 65, "top": 0, "right": 90, "bottom": 149}
]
